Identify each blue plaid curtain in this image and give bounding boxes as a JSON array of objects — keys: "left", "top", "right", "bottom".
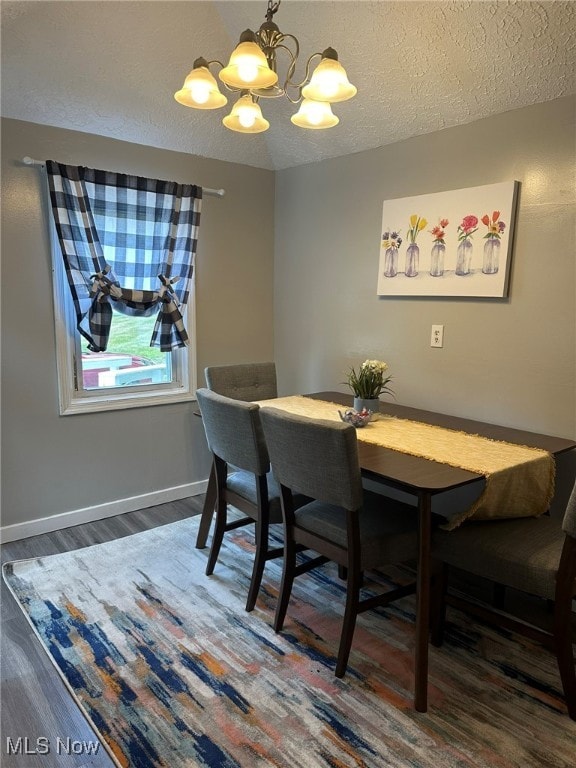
[{"left": 46, "top": 161, "right": 202, "bottom": 352}]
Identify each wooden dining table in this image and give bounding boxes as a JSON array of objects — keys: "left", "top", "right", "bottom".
[{"left": 195, "top": 391, "right": 576, "bottom": 712}]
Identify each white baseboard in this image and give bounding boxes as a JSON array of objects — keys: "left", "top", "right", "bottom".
[{"left": 0, "top": 480, "right": 208, "bottom": 544}]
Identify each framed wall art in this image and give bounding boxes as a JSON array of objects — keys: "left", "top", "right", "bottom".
[{"left": 376, "top": 181, "right": 519, "bottom": 298}]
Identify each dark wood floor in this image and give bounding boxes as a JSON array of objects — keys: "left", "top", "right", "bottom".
[
  {"left": 2, "top": 496, "right": 572, "bottom": 767},
  {"left": 1, "top": 497, "right": 204, "bottom": 768}
]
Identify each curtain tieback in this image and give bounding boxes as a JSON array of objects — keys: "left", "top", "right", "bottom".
[
  {"left": 90, "top": 266, "right": 122, "bottom": 302},
  {"left": 157, "top": 274, "right": 180, "bottom": 302}
]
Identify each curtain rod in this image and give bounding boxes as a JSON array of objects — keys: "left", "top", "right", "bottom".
[{"left": 21, "top": 157, "right": 225, "bottom": 198}]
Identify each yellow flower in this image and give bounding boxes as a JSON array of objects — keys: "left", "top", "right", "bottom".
[{"left": 407, "top": 214, "right": 427, "bottom": 243}]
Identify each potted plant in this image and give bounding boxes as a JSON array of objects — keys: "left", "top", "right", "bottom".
[{"left": 345, "top": 359, "right": 394, "bottom": 415}]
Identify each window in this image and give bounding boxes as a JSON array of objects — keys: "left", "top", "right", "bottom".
[
  {"left": 51, "top": 219, "right": 196, "bottom": 415},
  {"left": 46, "top": 162, "right": 201, "bottom": 415}
]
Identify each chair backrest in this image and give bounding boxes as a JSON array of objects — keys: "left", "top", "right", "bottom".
[
  {"left": 562, "top": 479, "right": 576, "bottom": 538},
  {"left": 259, "top": 407, "right": 363, "bottom": 511},
  {"left": 205, "top": 362, "right": 277, "bottom": 402},
  {"left": 196, "top": 388, "right": 269, "bottom": 476}
]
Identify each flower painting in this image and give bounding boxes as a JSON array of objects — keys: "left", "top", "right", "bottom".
[
  {"left": 377, "top": 181, "right": 519, "bottom": 297},
  {"left": 430, "top": 219, "right": 449, "bottom": 245},
  {"left": 481, "top": 211, "right": 506, "bottom": 239},
  {"left": 457, "top": 215, "right": 478, "bottom": 241},
  {"left": 407, "top": 214, "right": 428, "bottom": 243},
  {"left": 429, "top": 218, "right": 449, "bottom": 276}
]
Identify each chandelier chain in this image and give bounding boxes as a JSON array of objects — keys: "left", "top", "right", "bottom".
[{"left": 266, "top": 0, "right": 281, "bottom": 22}]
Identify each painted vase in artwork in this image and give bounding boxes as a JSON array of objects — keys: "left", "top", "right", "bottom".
[
  {"left": 482, "top": 237, "right": 500, "bottom": 274},
  {"left": 455, "top": 239, "right": 473, "bottom": 275},
  {"left": 383, "top": 246, "right": 398, "bottom": 277},
  {"left": 405, "top": 243, "right": 419, "bottom": 277},
  {"left": 455, "top": 215, "right": 478, "bottom": 276},
  {"left": 430, "top": 242, "right": 445, "bottom": 276}
]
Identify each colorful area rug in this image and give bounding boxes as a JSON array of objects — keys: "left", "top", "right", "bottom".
[{"left": 4, "top": 515, "right": 574, "bottom": 768}]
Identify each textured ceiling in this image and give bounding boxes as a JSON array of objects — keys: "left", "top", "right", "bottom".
[{"left": 1, "top": 1, "right": 575, "bottom": 171}]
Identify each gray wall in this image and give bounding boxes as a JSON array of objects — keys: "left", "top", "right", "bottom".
[
  {"left": 274, "top": 96, "right": 576, "bottom": 442},
  {"left": 3, "top": 96, "right": 576, "bottom": 534},
  {"left": 1, "top": 119, "right": 275, "bottom": 531}
]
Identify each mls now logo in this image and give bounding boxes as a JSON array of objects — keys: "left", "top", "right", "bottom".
[
  {"left": 6, "top": 737, "right": 50, "bottom": 755},
  {"left": 5, "top": 736, "right": 100, "bottom": 755},
  {"left": 56, "top": 737, "right": 100, "bottom": 755}
]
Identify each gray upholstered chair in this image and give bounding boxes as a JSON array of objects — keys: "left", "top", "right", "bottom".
[
  {"left": 195, "top": 362, "right": 278, "bottom": 550},
  {"left": 431, "top": 480, "right": 576, "bottom": 720},
  {"left": 259, "top": 407, "right": 420, "bottom": 679},
  {"left": 205, "top": 362, "right": 277, "bottom": 402},
  {"left": 196, "top": 387, "right": 284, "bottom": 612}
]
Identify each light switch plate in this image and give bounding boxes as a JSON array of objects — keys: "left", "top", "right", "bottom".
[{"left": 431, "top": 324, "right": 444, "bottom": 348}]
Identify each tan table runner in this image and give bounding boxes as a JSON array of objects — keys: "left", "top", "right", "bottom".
[{"left": 257, "top": 396, "right": 555, "bottom": 530}]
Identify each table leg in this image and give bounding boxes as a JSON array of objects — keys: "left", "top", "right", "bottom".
[
  {"left": 195, "top": 463, "right": 217, "bottom": 549},
  {"left": 414, "top": 490, "right": 432, "bottom": 712}
]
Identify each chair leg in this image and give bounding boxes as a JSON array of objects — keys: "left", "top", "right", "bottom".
[
  {"left": 245, "top": 513, "right": 269, "bottom": 613},
  {"left": 430, "top": 562, "right": 448, "bottom": 647},
  {"left": 195, "top": 464, "right": 217, "bottom": 549},
  {"left": 552, "top": 537, "right": 576, "bottom": 720},
  {"left": 205, "top": 496, "right": 227, "bottom": 576},
  {"left": 338, "top": 565, "right": 364, "bottom": 586},
  {"left": 274, "top": 535, "right": 296, "bottom": 633},
  {"left": 335, "top": 566, "right": 361, "bottom": 678},
  {"left": 553, "top": 596, "right": 576, "bottom": 720}
]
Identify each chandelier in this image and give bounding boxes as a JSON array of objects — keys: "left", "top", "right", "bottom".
[{"left": 174, "top": 0, "right": 357, "bottom": 133}]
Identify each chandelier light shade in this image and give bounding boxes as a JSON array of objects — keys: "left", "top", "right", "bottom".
[
  {"left": 173, "top": 0, "right": 356, "bottom": 134},
  {"left": 301, "top": 49, "right": 358, "bottom": 103},
  {"left": 222, "top": 93, "right": 270, "bottom": 134},
  {"left": 219, "top": 31, "right": 279, "bottom": 90},
  {"left": 291, "top": 98, "right": 339, "bottom": 129},
  {"left": 174, "top": 58, "right": 228, "bottom": 109}
]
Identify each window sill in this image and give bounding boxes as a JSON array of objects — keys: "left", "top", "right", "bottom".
[{"left": 60, "top": 385, "right": 195, "bottom": 415}]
